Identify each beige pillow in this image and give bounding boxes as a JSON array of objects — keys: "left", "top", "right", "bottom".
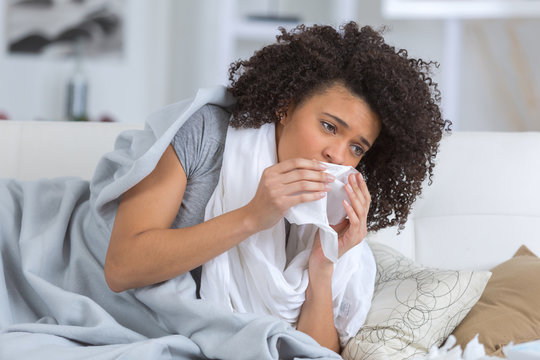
[
  {"left": 342, "top": 241, "right": 491, "bottom": 360},
  {"left": 451, "top": 245, "right": 540, "bottom": 357}
]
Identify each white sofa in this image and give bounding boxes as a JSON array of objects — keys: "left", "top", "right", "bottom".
[
  {"left": 369, "top": 130, "right": 540, "bottom": 271},
  {"left": 1, "top": 120, "right": 539, "bottom": 271}
]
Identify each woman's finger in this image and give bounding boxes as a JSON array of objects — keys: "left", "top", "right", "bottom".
[
  {"left": 275, "top": 180, "right": 330, "bottom": 197},
  {"left": 273, "top": 158, "right": 326, "bottom": 174},
  {"left": 279, "top": 167, "right": 333, "bottom": 185},
  {"left": 344, "top": 196, "right": 361, "bottom": 227},
  {"left": 284, "top": 191, "right": 327, "bottom": 209},
  {"left": 348, "top": 174, "right": 366, "bottom": 206},
  {"left": 345, "top": 181, "right": 366, "bottom": 219},
  {"left": 338, "top": 200, "right": 361, "bottom": 255}
]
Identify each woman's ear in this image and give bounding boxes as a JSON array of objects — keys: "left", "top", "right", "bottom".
[
  {"left": 278, "top": 113, "right": 287, "bottom": 126},
  {"left": 278, "top": 103, "right": 294, "bottom": 126}
]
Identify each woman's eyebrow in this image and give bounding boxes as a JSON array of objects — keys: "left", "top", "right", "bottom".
[{"left": 322, "top": 112, "right": 372, "bottom": 148}]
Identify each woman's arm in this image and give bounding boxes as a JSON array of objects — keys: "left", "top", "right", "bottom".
[
  {"left": 296, "top": 252, "right": 340, "bottom": 353},
  {"left": 105, "top": 145, "right": 331, "bottom": 292},
  {"left": 297, "top": 172, "right": 372, "bottom": 353},
  {"left": 105, "top": 145, "right": 259, "bottom": 292}
]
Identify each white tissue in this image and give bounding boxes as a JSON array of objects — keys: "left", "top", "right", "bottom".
[
  {"left": 418, "top": 335, "right": 466, "bottom": 360},
  {"left": 323, "top": 162, "right": 359, "bottom": 225},
  {"left": 504, "top": 340, "right": 540, "bottom": 360},
  {"left": 284, "top": 162, "right": 359, "bottom": 262},
  {"left": 415, "top": 335, "right": 501, "bottom": 360}
]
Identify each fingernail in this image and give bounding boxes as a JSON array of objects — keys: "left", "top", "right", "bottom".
[
  {"left": 327, "top": 174, "right": 335, "bottom": 182},
  {"left": 314, "top": 160, "right": 327, "bottom": 170},
  {"left": 325, "top": 184, "right": 332, "bottom": 191},
  {"left": 346, "top": 183, "right": 352, "bottom": 192}
]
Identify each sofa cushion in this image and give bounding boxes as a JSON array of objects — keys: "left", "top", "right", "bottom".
[
  {"left": 342, "top": 241, "right": 491, "bottom": 360},
  {"left": 451, "top": 245, "right": 540, "bottom": 356}
]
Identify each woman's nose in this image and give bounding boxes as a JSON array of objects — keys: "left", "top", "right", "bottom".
[{"left": 323, "top": 143, "right": 346, "bottom": 165}]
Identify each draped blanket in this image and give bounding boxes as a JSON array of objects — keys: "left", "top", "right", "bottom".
[{"left": 0, "top": 86, "right": 341, "bottom": 360}]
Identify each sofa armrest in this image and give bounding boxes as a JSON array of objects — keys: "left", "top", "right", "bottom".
[{"left": 0, "top": 121, "right": 143, "bottom": 180}]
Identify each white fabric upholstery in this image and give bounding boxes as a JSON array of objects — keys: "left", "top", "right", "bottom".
[
  {"left": 1, "top": 121, "right": 538, "bottom": 271},
  {"left": 0, "top": 121, "right": 143, "bottom": 180},
  {"left": 368, "top": 131, "right": 540, "bottom": 270}
]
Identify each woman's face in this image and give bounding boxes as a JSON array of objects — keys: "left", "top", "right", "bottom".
[{"left": 276, "top": 83, "right": 381, "bottom": 167}]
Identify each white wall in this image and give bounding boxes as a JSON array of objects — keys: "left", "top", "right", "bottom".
[
  {"left": 461, "top": 20, "right": 540, "bottom": 131},
  {"left": 168, "top": 0, "right": 223, "bottom": 100},
  {"left": 1, "top": 0, "right": 539, "bottom": 131}
]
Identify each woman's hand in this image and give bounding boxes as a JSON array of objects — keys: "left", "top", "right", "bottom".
[
  {"left": 309, "top": 172, "right": 371, "bottom": 272},
  {"left": 335, "top": 172, "right": 371, "bottom": 257},
  {"left": 245, "top": 158, "right": 334, "bottom": 233}
]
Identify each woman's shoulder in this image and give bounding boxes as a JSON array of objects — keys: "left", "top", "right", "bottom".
[
  {"left": 172, "top": 104, "right": 231, "bottom": 157},
  {"left": 193, "top": 104, "right": 231, "bottom": 127},
  {"left": 199, "top": 103, "right": 232, "bottom": 121},
  {"left": 178, "top": 104, "right": 230, "bottom": 139}
]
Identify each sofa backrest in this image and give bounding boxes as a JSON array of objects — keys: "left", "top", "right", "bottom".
[
  {"left": 0, "top": 121, "right": 143, "bottom": 180},
  {"left": 368, "top": 131, "right": 540, "bottom": 270},
  {"left": 1, "top": 121, "right": 539, "bottom": 271}
]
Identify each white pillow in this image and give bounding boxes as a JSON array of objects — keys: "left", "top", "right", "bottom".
[{"left": 342, "top": 241, "right": 491, "bottom": 360}]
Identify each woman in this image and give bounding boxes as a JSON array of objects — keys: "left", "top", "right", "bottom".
[
  {"left": 105, "top": 22, "right": 451, "bottom": 353},
  {"left": 0, "top": 22, "right": 450, "bottom": 359}
]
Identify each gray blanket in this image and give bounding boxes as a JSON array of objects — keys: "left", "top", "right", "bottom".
[{"left": 0, "top": 86, "right": 342, "bottom": 360}]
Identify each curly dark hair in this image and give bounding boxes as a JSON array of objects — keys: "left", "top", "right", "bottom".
[{"left": 227, "top": 21, "right": 452, "bottom": 234}]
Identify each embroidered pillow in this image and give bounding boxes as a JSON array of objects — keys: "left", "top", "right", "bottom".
[{"left": 342, "top": 241, "right": 491, "bottom": 360}]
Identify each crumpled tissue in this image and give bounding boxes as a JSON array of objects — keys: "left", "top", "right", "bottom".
[
  {"left": 415, "top": 335, "right": 501, "bottom": 360},
  {"left": 504, "top": 340, "right": 540, "bottom": 360}
]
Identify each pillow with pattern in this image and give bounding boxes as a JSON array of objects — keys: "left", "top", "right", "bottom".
[{"left": 342, "top": 241, "right": 491, "bottom": 360}]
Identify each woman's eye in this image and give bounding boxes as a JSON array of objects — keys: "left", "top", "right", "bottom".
[
  {"left": 321, "top": 121, "right": 336, "bottom": 134},
  {"left": 351, "top": 144, "right": 365, "bottom": 157}
]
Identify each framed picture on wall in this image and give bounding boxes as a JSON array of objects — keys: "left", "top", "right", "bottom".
[{"left": 6, "top": 0, "right": 125, "bottom": 58}]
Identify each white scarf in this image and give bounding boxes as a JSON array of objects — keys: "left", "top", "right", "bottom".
[{"left": 200, "top": 122, "right": 376, "bottom": 346}]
